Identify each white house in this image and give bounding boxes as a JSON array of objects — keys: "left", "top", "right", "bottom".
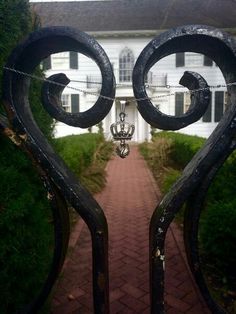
[{"left": 32, "top": 0, "right": 236, "bottom": 141}]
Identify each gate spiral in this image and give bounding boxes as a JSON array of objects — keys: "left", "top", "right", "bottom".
[{"left": 1, "top": 25, "right": 236, "bottom": 313}]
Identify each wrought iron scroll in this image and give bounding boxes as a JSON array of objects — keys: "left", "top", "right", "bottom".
[
  {"left": 2, "top": 27, "right": 115, "bottom": 313},
  {"left": 1, "top": 24, "right": 236, "bottom": 314},
  {"left": 133, "top": 25, "right": 236, "bottom": 313}
]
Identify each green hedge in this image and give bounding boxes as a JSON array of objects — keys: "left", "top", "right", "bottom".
[
  {"left": 0, "top": 132, "right": 113, "bottom": 313},
  {"left": 200, "top": 200, "right": 236, "bottom": 278},
  {"left": 0, "top": 136, "right": 53, "bottom": 313},
  {"left": 149, "top": 131, "right": 236, "bottom": 289},
  {"left": 0, "top": 1, "right": 55, "bottom": 312},
  {"left": 54, "top": 133, "right": 114, "bottom": 194},
  {"left": 53, "top": 133, "right": 104, "bottom": 177},
  {"left": 153, "top": 131, "right": 205, "bottom": 168}
]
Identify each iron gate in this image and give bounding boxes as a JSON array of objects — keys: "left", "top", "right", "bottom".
[{"left": 1, "top": 25, "right": 236, "bottom": 313}]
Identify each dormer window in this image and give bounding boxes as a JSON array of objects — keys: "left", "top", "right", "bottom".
[{"left": 119, "top": 48, "right": 134, "bottom": 82}]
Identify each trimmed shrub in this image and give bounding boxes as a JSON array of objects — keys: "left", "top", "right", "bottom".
[
  {"left": 0, "top": 135, "right": 53, "bottom": 313},
  {"left": 200, "top": 200, "right": 236, "bottom": 278},
  {"left": 153, "top": 131, "right": 205, "bottom": 168},
  {"left": 54, "top": 133, "right": 114, "bottom": 194},
  {"left": 142, "top": 131, "right": 236, "bottom": 294},
  {"left": 0, "top": 1, "right": 54, "bottom": 311},
  {"left": 161, "top": 168, "right": 181, "bottom": 194},
  {"left": 53, "top": 133, "right": 104, "bottom": 177}
]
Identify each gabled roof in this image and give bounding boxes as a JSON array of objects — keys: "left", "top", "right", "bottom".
[{"left": 31, "top": 0, "right": 236, "bottom": 33}]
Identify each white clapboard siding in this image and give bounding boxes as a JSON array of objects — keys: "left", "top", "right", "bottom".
[{"left": 45, "top": 33, "right": 229, "bottom": 141}]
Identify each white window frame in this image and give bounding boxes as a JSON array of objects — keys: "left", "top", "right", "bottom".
[
  {"left": 119, "top": 48, "right": 134, "bottom": 82},
  {"left": 61, "top": 94, "right": 71, "bottom": 112},
  {"left": 51, "top": 52, "right": 70, "bottom": 70}
]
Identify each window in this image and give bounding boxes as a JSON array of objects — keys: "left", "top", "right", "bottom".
[
  {"left": 119, "top": 48, "right": 134, "bottom": 82},
  {"left": 175, "top": 92, "right": 191, "bottom": 116},
  {"left": 202, "top": 91, "right": 227, "bottom": 123},
  {"left": 176, "top": 53, "right": 213, "bottom": 67},
  {"left": 61, "top": 94, "right": 71, "bottom": 112},
  {"left": 42, "top": 51, "right": 78, "bottom": 70},
  {"left": 175, "top": 91, "right": 226, "bottom": 122},
  {"left": 61, "top": 94, "right": 80, "bottom": 113}
]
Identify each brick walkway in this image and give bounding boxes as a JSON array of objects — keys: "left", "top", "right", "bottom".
[{"left": 51, "top": 146, "right": 209, "bottom": 314}]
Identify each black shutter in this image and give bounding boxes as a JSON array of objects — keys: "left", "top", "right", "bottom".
[
  {"left": 204, "top": 56, "right": 213, "bottom": 66},
  {"left": 71, "top": 94, "right": 79, "bottom": 113},
  {"left": 215, "top": 91, "right": 224, "bottom": 122},
  {"left": 42, "top": 56, "right": 51, "bottom": 70},
  {"left": 70, "top": 51, "right": 78, "bottom": 69},
  {"left": 176, "top": 53, "right": 185, "bottom": 67},
  {"left": 175, "top": 93, "right": 184, "bottom": 116},
  {"left": 202, "top": 92, "right": 212, "bottom": 122}
]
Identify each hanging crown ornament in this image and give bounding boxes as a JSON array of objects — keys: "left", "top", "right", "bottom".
[{"left": 110, "top": 101, "right": 135, "bottom": 158}]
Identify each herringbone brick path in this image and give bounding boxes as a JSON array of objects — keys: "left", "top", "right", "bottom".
[{"left": 51, "top": 146, "right": 209, "bottom": 313}]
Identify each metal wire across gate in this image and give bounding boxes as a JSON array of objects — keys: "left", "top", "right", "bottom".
[{"left": 1, "top": 25, "right": 236, "bottom": 313}]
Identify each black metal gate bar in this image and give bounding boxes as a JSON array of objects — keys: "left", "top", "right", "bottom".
[
  {"left": 132, "top": 25, "right": 236, "bottom": 313},
  {"left": 183, "top": 141, "right": 236, "bottom": 314},
  {"left": 2, "top": 27, "right": 115, "bottom": 314},
  {"left": 1, "top": 24, "right": 236, "bottom": 314},
  {"left": 0, "top": 115, "right": 71, "bottom": 313}
]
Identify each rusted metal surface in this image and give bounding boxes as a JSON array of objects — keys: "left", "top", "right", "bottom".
[
  {"left": 1, "top": 24, "right": 236, "bottom": 313},
  {"left": 133, "top": 25, "right": 236, "bottom": 313}
]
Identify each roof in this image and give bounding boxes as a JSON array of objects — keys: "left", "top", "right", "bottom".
[{"left": 31, "top": 0, "right": 236, "bottom": 33}]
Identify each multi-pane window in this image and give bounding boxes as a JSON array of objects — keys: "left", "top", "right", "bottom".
[
  {"left": 119, "top": 48, "right": 134, "bottom": 82},
  {"left": 52, "top": 52, "right": 70, "bottom": 70},
  {"left": 175, "top": 91, "right": 227, "bottom": 122},
  {"left": 176, "top": 53, "right": 213, "bottom": 67},
  {"left": 42, "top": 51, "right": 78, "bottom": 70},
  {"left": 61, "top": 94, "right": 71, "bottom": 112},
  {"left": 203, "top": 91, "right": 228, "bottom": 122},
  {"left": 61, "top": 94, "right": 80, "bottom": 113},
  {"left": 175, "top": 92, "right": 191, "bottom": 116}
]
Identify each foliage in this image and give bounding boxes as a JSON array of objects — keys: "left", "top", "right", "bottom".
[
  {"left": 0, "top": 0, "right": 54, "bottom": 139},
  {"left": 140, "top": 131, "right": 236, "bottom": 306},
  {"left": 96, "top": 121, "right": 104, "bottom": 135},
  {"left": 161, "top": 168, "right": 181, "bottom": 194},
  {"left": 139, "top": 135, "right": 175, "bottom": 187},
  {"left": 200, "top": 200, "right": 236, "bottom": 278},
  {"left": 0, "top": 1, "right": 54, "bottom": 312},
  {"left": 0, "top": 135, "right": 53, "bottom": 313},
  {"left": 54, "top": 133, "right": 114, "bottom": 194},
  {"left": 53, "top": 133, "right": 104, "bottom": 177},
  {"left": 152, "top": 131, "right": 205, "bottom": 168}
]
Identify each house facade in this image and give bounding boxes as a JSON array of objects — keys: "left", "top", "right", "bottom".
[{"left": 32, "top": 0, "right": 236, "bottom": 141}]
